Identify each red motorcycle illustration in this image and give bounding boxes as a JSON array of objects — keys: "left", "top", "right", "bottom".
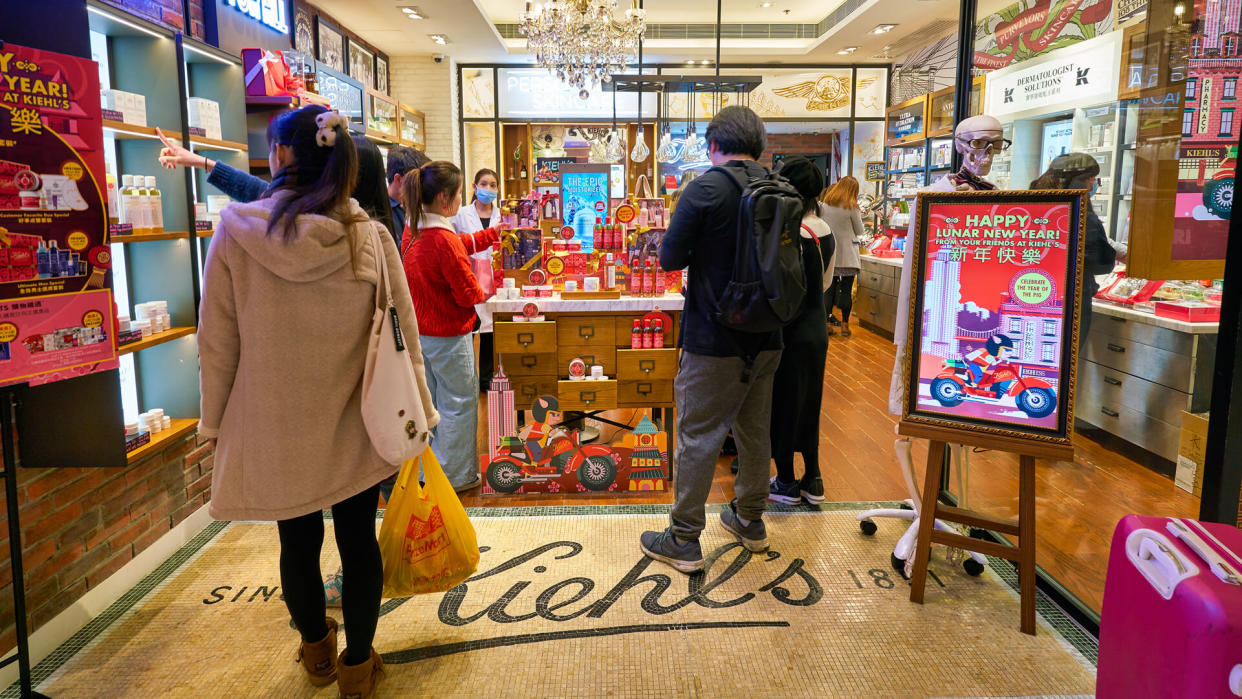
[
  {"left": 930, "top": 358, "right": 1057, "bottom": 419},
  {"left": 486, "top": 429, "right": 618, "bottom": 493}
]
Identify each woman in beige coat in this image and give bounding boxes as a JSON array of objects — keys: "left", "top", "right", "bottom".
[{"left": 199, "top": 105, "right": 437, "bottom": 698}]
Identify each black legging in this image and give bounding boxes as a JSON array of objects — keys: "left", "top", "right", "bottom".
[
  {"left": 824, "top": 274, "right": 855, "bottom": 322},
  {"left": 277, "top": 484, "right": 382, "bottom": 665}
]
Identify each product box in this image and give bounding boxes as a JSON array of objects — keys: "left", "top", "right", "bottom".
[
  {"left": 1175, "top": 411, "right": 1210, "bottom": 495},
  {"left": 117, "top": 328, "right": 143, "bottom": 347},
  {"left": 242, "top": 48, "right": 296, "bottom": 97},
  {"left": 101, "top": 89, "right": 147, "bottom": 127},
  {"left": 186, "top": 98, "right": 223, "bottom": 140},
  {"left": 1153, "top": 301, "right": 1221, "bottom": 324},
  {"left": 125, "top": 430, "right": 151, "bottom": 453}
]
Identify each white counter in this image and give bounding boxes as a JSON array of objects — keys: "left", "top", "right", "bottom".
[
  {"left": 1090, "top": 301, "right": 1218, "bottom": 335},
  {"left": 487, "top": 293, "right": 685, "bottom": 314},
  {"left": 860, "top": 255, "right": 904, "bottom": 269}
]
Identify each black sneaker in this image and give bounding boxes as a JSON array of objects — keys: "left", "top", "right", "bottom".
[
  {"left": 767, "top": 476, "right": 801, "bottom": 505},
  {"left": 639, "top": 528, "right": 704, "bottom": 573},
  {"left": 720, "top": 501, "right": 768, "bottom": 552},
  {"left": 800, "top": 477, "right": 825, "bottom": 505},
  {"left": 827, "top": 315, "right": 841, "bottom": 327}
]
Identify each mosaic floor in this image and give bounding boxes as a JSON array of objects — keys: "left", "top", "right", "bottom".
[{"left": 12, "top": 505, "right": 1096, "bottom": 698}]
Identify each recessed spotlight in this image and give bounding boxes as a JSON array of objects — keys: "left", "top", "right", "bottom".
[
  {"left": 686, "top": 59, "right": 696, "bottom": 65},
  {"left": 402, "top": 6, "right": 425, "bottom": 18},
  {"left": 759, "top": 2, "right": 773, "bottom": 7},
  {"left": 837, "top": 46, "right": 858, "bottom": 55},
  {"left": 872, "top": 24, "right": 897, "bottom": 34},
  {"left": 428, "top": 34, "right": 449, "bottom": 45}
]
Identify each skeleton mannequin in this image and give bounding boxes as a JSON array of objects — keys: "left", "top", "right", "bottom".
[{"left": 876, "top": 114, "right": 1008, "bottom": 574}]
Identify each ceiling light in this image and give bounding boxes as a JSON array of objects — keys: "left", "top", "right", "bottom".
[
  {"left": 759, "top": 2, "right": 773, "bottom": 7},
  {"left": 402, "top": 7, "right": 424, "bottom": 19},
  {"left": 428, "top": 34, "right": 449, "bottom": 45},
  {"left": 872, "top": 24, "right": 897, "bottom": 34},
  {"left": 836, "top": 46, "right": 858, "bottom": 55}
]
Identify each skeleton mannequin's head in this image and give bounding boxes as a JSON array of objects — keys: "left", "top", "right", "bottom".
[{"left": 954, "top": 115, "right": 1006, "bottom": 178}]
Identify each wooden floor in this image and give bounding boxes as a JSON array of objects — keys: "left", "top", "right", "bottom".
[{"left": 456, "top": 324, "right": 1201, "bottom": 614}]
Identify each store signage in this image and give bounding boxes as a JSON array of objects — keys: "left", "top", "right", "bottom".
[
  {"left": 901, "top": 190, "right": 1085, "bottom": 448},
  {"left": 984, "top": 31, "right": 1121, "bottom": 120},
  {"left": 224, "top": 0, "right": 289, "bottom": 35},
  {"left": 497, "top": 69, "right": 657, "bottom": 120},
  {"left": 1115, "top": 0, "right": 1147, "bottom": 24},
  {"left": 559, "top": 164, "right": 610, "bottom": 253},
  {"left": 1198, "top": 78, "right": 1212, "bottom": 135},
  {"left": 0, "top": 44, "right": 116, "bottom": 387},
  {"left": 974, "top": 0, "right": 1114, "bottom": 71},
  {"left": 865, "top": 161, "right": 886, "bottom": 182},
  {"left": 534, "top": 157, "right": 577, "bottom": 185}
]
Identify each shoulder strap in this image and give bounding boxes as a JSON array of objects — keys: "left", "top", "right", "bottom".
[{"left": 369, "top": 224, "right": 395, "bottom": 311}]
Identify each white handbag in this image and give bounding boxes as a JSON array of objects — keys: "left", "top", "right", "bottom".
[{"left": 361, "top": 224, "right": 430, "bottom": 464}]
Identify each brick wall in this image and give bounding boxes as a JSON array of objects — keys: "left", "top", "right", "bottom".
[
  {"left": 99, "top": 0, "right": 185, "bottom": 31},
  {"left": 0, "top": 432, "right": 213, "bottom": 655},
  {"left": 760, "top": 132, "right": 836, "bottom": 169},
  {"left": 389, "top": 56, "right": 460, "bottom": 162}
]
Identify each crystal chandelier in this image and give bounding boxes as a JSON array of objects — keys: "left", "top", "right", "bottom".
[{"left": 519, "top": 0, "right": 646, "bottom": 98}]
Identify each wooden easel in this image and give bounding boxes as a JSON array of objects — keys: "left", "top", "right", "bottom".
[{"left": 901, "top": 425, "right": 1074, "bottom": 636}]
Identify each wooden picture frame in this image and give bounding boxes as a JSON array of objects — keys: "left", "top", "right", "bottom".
[
  {"left": 899, "top": 190, "right": 1087, "bottom": 459},
  {"left": 376, "top": 56, "right": 389, "bottom": 96},
  {"left": 316, "top": 18, "right": 345, "bottom": 72},
  {"left": 348, "top": 39, "right": 375, "bottom": 90}
]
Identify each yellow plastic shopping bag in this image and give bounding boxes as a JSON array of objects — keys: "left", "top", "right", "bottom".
[{"left": 378, "top": 450, "right": 479, "bottom": 596}]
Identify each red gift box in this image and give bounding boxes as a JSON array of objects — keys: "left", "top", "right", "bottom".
[
  {"left": 8, "top": 248, "right": 33, "bottom": 266},
  {"left": 242, "top": 49, "right": 297, "bottom": 97},
  {"left": 1153, "top": 301, "right": 1221, "bottom": 324},
  {"left": 14, "top": 266, "right": 36, "bottom": 280}
]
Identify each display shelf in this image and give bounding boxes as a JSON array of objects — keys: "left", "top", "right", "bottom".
[
  {"left": 249, "top": 159, "right": 270, "bottom": 170},
  {"left": 196, "top": 229, "right": 214, "bottom": 238},
  {"left": 189, "top": 134, "right": 248, "bottom": 152},
  {"left": 246, "top": 94, "right": 299, "bottom": 108},
  {"left": 102, "top": 120, "right": 181, "bottom": 141},
  {"left": 117, "top": 327, "right": 195, "bottom": 355},
  {"left": 886, "top": 166, "right": 926, "bottom": 175},
  {"left": 112, "top": 230, "right": 191, "bottom": 243},
  {"left": 126, "top": 418, "right": 199, "bottom": 464}
]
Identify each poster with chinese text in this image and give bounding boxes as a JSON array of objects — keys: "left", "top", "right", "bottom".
[
  {"left": 559, "top": 164, "right": 609, "bottom": 253},
  {"left": 903, "top": 191, "right": 1085, "bottom": 446},
  {"left": 0, "top": 44, "right": 115, "bottom": 386}
]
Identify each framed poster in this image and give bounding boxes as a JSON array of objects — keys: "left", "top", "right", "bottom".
[
  {"left": 376, "top": 56, "right": 389, "bottom": 96},
  {"left": 293, "top": 4, "right": 315, "bottom": 55},
  {"left": 316, "top": 17, "right": 344, "bottom": 71},
  {"left": 559, "top": 164, "right": 610, "bottom": 253},
  {"left": 347, "top": 39, "right": 374, "bottom": 90},
  {"left": 534, "top": 157, "right": 578, "bottom": 185},
  {"left": 900, "top": 190, "right": 1086, "bottom": 456},
  {"left": 865, "top": 161, "right": 886, "bottom": 182}
]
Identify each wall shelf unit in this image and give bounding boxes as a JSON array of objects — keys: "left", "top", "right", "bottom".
[
  {"left": 113, "top": 231, "right": 192, "bottom": 243},
  {"left": 126, "top": 418, "right": 199, "bottom": 464},
  {"left": 116, "top": 327, "right": 196, "bottom": 356}
]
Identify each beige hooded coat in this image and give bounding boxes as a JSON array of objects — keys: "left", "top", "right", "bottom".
[{"left": 200, "top": 195, "right": 439, "bottom": 521}]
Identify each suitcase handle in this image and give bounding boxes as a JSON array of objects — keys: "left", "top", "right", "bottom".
[
  {"left": 1126, "top": 529, "right": 1198, "bottom": 601},
  {"left": 1167, "top": 519, "right": 1242, "bottom": 586}
]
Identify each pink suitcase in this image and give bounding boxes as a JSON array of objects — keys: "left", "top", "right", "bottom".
[{"left": 1097, "top": 515, "right": 1242, "bottom": 698}]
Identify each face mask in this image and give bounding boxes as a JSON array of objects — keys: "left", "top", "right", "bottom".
[
  {"left": 1089, "top": 180, "right": 1100, "bottom": 196},
  {"left": 476, "top": 188, "right": 497, "bottom": 205}
]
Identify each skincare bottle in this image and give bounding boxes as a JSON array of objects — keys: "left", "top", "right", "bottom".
[
  {"left": 655, "top": 263, "right": 666, "bottom": 296},
  {"left": 642, "top": 319, "right": 653, "bottom": 349},
  {"left": 654, "top": 320, "right": 664, "bottom": 349},
  {"left": 47, "top": 240, "right": 61, "bottom": 277},
  {"left": 119, "top": 175, "right": 136, "bottom": 228},
  {"left": 106, "top": 172, "right": 120, "bottom": 225},
  {"left": 604, "top": 253, "right": 616, "bottom": 289},
  {"left": 631, "top": 318, "right": 641, "bottom": 349},
  {"left": 638, "top": 202, "right": 648, "bottom": 227},
  {"left": 642, "top": 259, "right": 654, "bottom": 297},
  {"left": 57, "top": 246, "right": 71, "bottom": 277},
  {"left": 593, "top": 217, "right": 603, "bottom": 251},
  {"left": 145, "top": 176, "right": 163, "bottom": 233},
  {"left": 628, "top": 259, "right": 641, "bottom": 296},
  {"left": 36, "top": 241, "right": 50, "bottom": 279}
]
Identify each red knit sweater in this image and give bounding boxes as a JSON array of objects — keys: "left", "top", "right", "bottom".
[{"left": 401, "top": 218, "right": 499, "bottom": 337}]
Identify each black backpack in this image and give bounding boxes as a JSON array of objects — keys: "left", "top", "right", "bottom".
[{"left": 711, "top": 164, "right": 808, "bottom": 334}]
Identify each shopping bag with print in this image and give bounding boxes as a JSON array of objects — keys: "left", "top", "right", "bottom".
[{"left": 378, "top": 450, "right": 480, "bottom": 596}]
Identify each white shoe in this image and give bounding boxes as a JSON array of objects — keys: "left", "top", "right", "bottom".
[{"left": 453, "top": 476, "right": 482, "bottom": 493}]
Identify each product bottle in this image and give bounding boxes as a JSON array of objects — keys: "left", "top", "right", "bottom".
[
  {"left": 573, "top": 206, "right": 595, "bottom": 254},
  {"left": 629, "top": 259, "right": 641, "bottom": 296},
  {"left": 604, "top": 253, "right": 616, "bottom": 290},
  {"left": 520, "top": 163, "right": 528, "bottom": 180},
  {"left": 616, "top": 221, "right": 625, "bottom": 250},
  {"left": 47, "top": 240, "right": 61, "bottom": 277},
  {"left": 145, "top": 176, "right": 163, "bottom": 233},
  {"left": 106, "top": 173, "right": 120, "bottom": 225},
  {"left": 119, "top": 175, "right": 137, "bottom": 229},
  {"left": 655, "top": 262, "right": 666, "bottom": 296},
  {"left": 631, "top": 318, "right": 641, "bottom": 349},
  {"left": 642, "top": 319, "right": 653, "bottom": 349},
  {"left": 642, "top": 259, "right": 654, "bottom": 297},
  {"left": 35, "top": 241, "right": 50, "bottom": 279},
  {"left": 638, "top": 202, "right": 649, "bottom": 227},
  {"left": 593, "top": 217, "right": 602, "bottom": 250},
  {"left": 57, "top": 246, "right": 71, "bottom": 277},
  {"left": 654, "top": 320, "right": 664, "bottom": 349},
  {"left": 133, "top": 176, "right": 152, "bottom": 234}
]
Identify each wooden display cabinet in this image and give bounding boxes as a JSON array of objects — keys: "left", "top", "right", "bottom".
[
  {"left": 501, "top": 123, "right": 533, "bottom": 198},
  {"left": 398, "top": 102, "right": 426, "bottom": 148},
  {"left": 365, "top": 89, "right": 399, "bottom": 143}
]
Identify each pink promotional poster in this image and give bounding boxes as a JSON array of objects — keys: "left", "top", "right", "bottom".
[{"left": 905, "top": 192, "right": 1084, "bottom": 441}]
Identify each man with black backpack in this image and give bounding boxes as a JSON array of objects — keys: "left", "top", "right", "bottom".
[{"left": 639, "top": 106, "right": 807, "bottom": 573}]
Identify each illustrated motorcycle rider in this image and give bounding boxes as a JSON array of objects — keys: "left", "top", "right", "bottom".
[
  {"left": 519, "top": 395, "right": 561, "bottom": 463},
  {"left": 965, "top": 334, "right": 1015, "bottom": 395}
]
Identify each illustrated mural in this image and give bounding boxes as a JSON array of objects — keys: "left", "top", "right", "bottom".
[{"left": 974, "top": 0, "right": 1115, "bottom": 71}]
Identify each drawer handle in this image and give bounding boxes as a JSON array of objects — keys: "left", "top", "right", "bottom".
[
  {"left": 578, "top": 325, "right": 595, "bottom": 340},
  {"left": 521, "top": 355, "right": 538, "bottom": 368},
  {"left": 639, "top": 359, "right": 656, "bottom": 374},
  {"left": 521, "top": 385, "right": 536, "bottom": 399},
  {"left": 580, "top": 390, "right": 597, "bottom": 404},
  {"left": 869, "top": 311, "right": 878, "bottom": 317},
  {"left": 637, "top": 382, "right": 653, "bottom": 395},
  {"left": 869, "top": 294, "right": 878, "bottom": 300},
  {"left": 582, "top": 354, "right": 596, "bottom": 366},
  {"left": 1109, "top": 316, "right": 1126, "bottom": 323},
  {"left": 1104, "top": 376, "right": 1122, "bottom": 386},
  {"left": 1107, "top": 343, "right": 1126, "bottom": 353},
  {"left": 1101, "top": 407, "right": 1120, "bottom": 418},
  {"left": 518, "top": 332, "right": 534, "bottom": 347}
]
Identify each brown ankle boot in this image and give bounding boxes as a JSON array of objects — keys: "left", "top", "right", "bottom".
[
  {"left": 337, "top": 648, "right": 384, "bottom": 699},
  {"left": 295, "top": 617, "right": 338, "bottom": 686}
]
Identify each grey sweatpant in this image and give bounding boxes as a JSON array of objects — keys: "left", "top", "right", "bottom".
[{"left": 669, "top": 349, "right": 782, "bottom": 541}]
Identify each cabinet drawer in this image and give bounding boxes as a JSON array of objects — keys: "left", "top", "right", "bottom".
[
  {"left": 498, "top": 352, "right": 558, "bottom": 377},
  {"left": 511, "top": 377, "right": 559, "bottom": 406},
  {"left": 1091, "top": 312, "right": 1193, "bottom": 356},
  {"left": 859, "top": 257, "right": 901, "bottom": 278},
  {"left": 558, "top": 380, "right": 618, "bottom": 411},
  {"left": 1078, "top": 384, "right": 1181, "bottom": 461},
  {"left": 495, "top": 321, "right": 558, "bottom": 354},
  {"left": 618, "top": 379, "right": 674, "bottom": 406},
  {"left": 1079, "top": 359, "right": 1190, "bottom": 426},
  {"left": 858, "top": 270, "right": 898, "bottom": 297},
  {"left": 556, "top": 315, "right": 616, "bottom": 347},
  {"left": 857, "top": 290, "right": 898, "bottom": 333},
  {"left": 1084, "top": 332, "right": 1192, "bottom": 392},
  {"left": 617, "top": 348, "right": 679, "bottom": 381},
  {"left": 557, "top": 346, "right": 616, "bottom": 377}
]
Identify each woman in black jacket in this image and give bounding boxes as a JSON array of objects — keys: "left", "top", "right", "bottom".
[{"left": 1030, "top": 153, "right": 1118, "bottom": 346}]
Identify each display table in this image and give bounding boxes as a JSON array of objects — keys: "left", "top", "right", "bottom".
[
  {"left": 855, "top": 255, "right": 903, "bottom": 338},
  {"left": 486, "top": 293, "right": 684, "bottom": 451},
  {"left": 1078, "top": 301, "right": 1217, "bottom": 463}
]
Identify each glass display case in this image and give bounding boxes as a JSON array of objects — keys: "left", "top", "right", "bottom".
[
  {"left": 365, "top": 89, "right": 398, "bottom": 142},
  {"left": 399, "top": 102, "right": 425, "bottom": 149}
]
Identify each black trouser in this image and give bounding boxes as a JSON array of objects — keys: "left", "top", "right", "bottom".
[
  {"left": 824, "top": 274, "right": 855, "bottom": 322},
  {"left": 277, "top": 484, "right": 382, "bottom": 665},
  {"left": 479, "top": 331, "right": 494, "bottom": 389}
]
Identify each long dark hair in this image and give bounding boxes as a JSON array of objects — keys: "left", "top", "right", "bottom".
[
  {"left": 265, "top": 105, "right": 364, "bottom": 240},
  {"left": 471, "top": 168, "right": 499, "bottom": 203},
  {"left": 350, "top": 135, "right": 397, "bottom": 239},
  {"left": 401, "top": 161, "right": 462, "bottom": 241},
  {"left": 777, "top": 156, "right": 825, "bottom": 217}
]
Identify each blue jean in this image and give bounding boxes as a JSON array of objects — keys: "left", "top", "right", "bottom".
[{"left": 420, "top": 334, "right": 479, "bottom": 488}]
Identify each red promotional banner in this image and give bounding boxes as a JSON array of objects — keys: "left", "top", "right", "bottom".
[
  {"left": 905, "top": 192, "right": 1085, "bottom": 443},
  {"left": 0, "top": 44, "right": 115, "bottom": 386},
  {"left": 975, "top": 0, "right": 1114, "bottom": 71}
]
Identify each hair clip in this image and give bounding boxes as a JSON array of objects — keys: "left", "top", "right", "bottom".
[{"left": 314, "top": 112, "right": 347, "bottom": 148}]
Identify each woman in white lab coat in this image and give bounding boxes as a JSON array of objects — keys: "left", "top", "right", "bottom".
[{"left": 451, "top": 168, "right": 500, "bottom": 392}]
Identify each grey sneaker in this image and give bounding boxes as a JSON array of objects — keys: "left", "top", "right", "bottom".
[
  {"left": 453, "top": 475, "right": 482, "bottom": 493},
  {"left": 720, "top": 501, "right": 768, "bottom": 552},
  {"left": 800, "top": 477, "right": 825, "bottom": 505},
  {"left": 767, "top": 476, "right": 801, "bottom": 505},
  {"left": 639, "top": 529, "right": 703, "bottom": 573}
]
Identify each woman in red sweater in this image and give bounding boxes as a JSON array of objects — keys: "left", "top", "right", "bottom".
[{"left": 401, "top": 162, "right": 503, "bottom": 491}]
